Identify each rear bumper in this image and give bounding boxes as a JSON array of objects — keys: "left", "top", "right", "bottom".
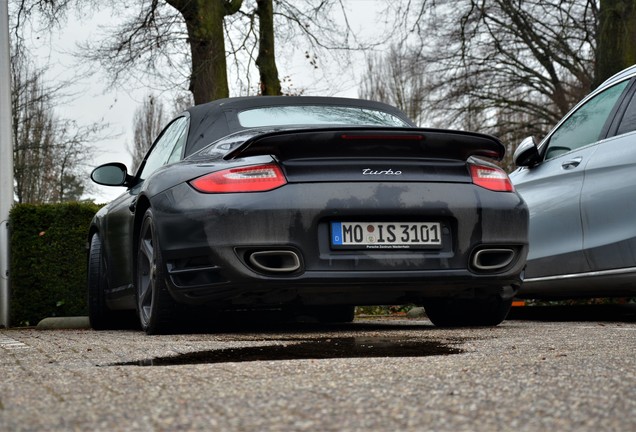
[
  {"left": 164, "top": 269, "right": 524, "bottom": 306},
  {"left": 150, "top": 181, "right": 528, "bottom": 306}
]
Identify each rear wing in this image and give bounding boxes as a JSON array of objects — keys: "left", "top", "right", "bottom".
[{"left": 223, "top": 127, "right": 504, "bottom": 162}]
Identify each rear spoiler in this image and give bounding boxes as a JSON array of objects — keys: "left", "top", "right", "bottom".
[{"left": 223, "top": 127, "right": 505, "bottom": 162}]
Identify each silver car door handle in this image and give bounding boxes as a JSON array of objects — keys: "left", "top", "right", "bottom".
[{"left": 561, "top": 157, "right": 582, "bottom": 170}]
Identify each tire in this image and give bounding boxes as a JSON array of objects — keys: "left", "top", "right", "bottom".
[
  {"left": 136, "top": 209, "right": 179, "bottom": 335},
  {"left": 293, "top": 305, "right": 356, "bottom": 323},
  {"left": 87, "top": 233, "right": 120, "bottom": 330},
  {"left": 423, "top": 295, "right": 512, "bottom": 327}
]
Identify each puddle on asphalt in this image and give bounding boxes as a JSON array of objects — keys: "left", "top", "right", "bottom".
[{"left": 109, "top": 337, "right": 463, "bottom": 367}]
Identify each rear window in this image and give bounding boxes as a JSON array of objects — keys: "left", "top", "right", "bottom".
[{"left": 237, "top": 105, "right": 411, "bottom": 128}]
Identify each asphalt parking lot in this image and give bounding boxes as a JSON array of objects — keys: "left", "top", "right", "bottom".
[{"left": 1, "top": 306, "right": 635, "bottom": 431}]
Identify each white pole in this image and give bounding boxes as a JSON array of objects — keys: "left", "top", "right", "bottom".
[{"left": 0, "top": 0, "right": 14, "bottom": 328}]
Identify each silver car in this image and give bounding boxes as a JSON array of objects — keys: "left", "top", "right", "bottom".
[{"left": 510, "top": 64, "right": 636, "bottom": 299}]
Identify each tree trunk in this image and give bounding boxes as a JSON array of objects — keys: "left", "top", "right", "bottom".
[
  {"left": 594, "top": 0, "right": 636, "bottom": 88},
  {"left": 169, "top": 0, "right": 243, "bottom": 104},
  {"left": 255, "top": 0, "right": 282, "bottom": 95}
]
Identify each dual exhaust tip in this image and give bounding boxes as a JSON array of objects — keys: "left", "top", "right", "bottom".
[{"left": 246, "top": 247, "right": 516, "bottom": 275}]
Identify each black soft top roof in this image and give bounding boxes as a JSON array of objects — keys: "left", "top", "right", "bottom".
[{"left": 182, "top": 96, "right": 416, "bottom": 156}]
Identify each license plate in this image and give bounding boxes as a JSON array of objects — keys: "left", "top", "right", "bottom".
[{"left": 331, "top": 222, "right": 443, "bottom": 249}]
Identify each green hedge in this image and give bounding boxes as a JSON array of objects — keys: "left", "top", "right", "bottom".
[{"left": 9, "top": 202, "right": 101, "bottom": 326}]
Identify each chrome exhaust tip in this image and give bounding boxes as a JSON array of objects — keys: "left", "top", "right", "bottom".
[
  {"left": 248, "top": 250, "right": 302, "bottom": 274},
  {"left": 471, "top": 248, "right": 515, "bottom": 272}
]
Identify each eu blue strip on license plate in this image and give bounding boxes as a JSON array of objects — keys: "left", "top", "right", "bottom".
[
  {"left": 330, "top": 221, "right": 442, "bottom": 249},
  {"left": 331, "top": 221, "right": 344, "bottom": 246}
]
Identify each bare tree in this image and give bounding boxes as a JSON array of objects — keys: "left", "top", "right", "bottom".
[
  {"left": 11, "top": 0, "right": 378, "bottom": 105},
  {"left": 9, "top": 0, "right": 74, "bottom": 55},
  {"left": 129, "top": 91, "right": 195, "bottom": 171},
  {"left": 11, "top": 53, "right": 57, "bottom": 203},
  {"left": 37, "top": 1, "right": 366, "bottom": 102},
  {"left": 429, "top": 1, "right": 596, "bottom": 138},
  {"left": 361, "top": 0, "right": 598, "bottom": 150},
  {"left": 52, "top": 121, "right": 98, "bottom": 201},
  {"left": 594, "top": 0, "right": 636, "bottom": 88},
  {"left": 11, "top": 50, "right": 98, "bottom": 203},
  {"left": 172, "top": 91, "right": 194, "bottom": 114},
  {"left": 130, "top": 94, "right": 166, "bottom": 171},
  {"left": 255, "top": 0, "right": 281, "bottom": 95},
  {"left": 359, "top": 45, "right": 427, "bottom": 126},
  {"left": 75, "top": 0, "right": 275, "bottom": 103}
]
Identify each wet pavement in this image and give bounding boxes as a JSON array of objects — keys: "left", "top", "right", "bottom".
[
  {"left": 1, "top": 312, "right": 635, "bottom": 431},
  {"left": 111, "top": 336, "right": 463, "bottom": 367}
]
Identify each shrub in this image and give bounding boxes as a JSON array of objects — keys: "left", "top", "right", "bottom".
[{"left": 9, "top": 202, "right": 100, "bottom": 326}]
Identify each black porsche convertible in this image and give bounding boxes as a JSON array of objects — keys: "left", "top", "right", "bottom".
[{"left": 89, "top": 96, "right": 528, "bottom": 334}]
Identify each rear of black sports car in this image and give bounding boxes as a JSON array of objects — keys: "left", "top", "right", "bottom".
[
  {"left": 89, "top": 97, "right": 528, "bottom": 333},
  {"left": 146, "top": 128, "right": 528, "bottom": 326}
]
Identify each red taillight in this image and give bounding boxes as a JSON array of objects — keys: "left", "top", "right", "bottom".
[
  {"left": 189, "top": 164, "right": 287, "bottom": 193},
  {"left": 469, "top": 164, "right": 514, "bottom": 192}
]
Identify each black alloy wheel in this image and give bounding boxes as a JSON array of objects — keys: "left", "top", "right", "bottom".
[{"left": 136, "top": 209, "right": 177, "bottom": 335}]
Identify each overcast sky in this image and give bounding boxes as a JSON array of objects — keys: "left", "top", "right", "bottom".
[{"left": 21, "top": 1, "right": 389, "bottom": 202}]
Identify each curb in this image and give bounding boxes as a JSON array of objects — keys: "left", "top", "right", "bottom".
[
  {"left": 406, "top": 307, "right": 426, "bottom": 319},
  {"left": 36, "top": 316, "right": 91, "bottom": 330}
]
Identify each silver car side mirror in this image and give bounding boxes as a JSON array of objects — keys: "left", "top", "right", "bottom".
[{"left": 513, "top": 137, "right": 541, "bottom": 167}]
